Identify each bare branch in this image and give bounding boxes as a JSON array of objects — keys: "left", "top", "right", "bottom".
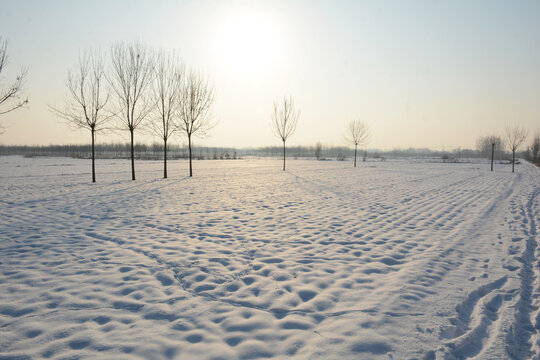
[
  {"left": 271, "top": 95, "right": 299, "bottom": 142},
  {"left": 177, "top": 69, "right": 214, "bottom": 137},
  {"left": 345, "top": 119, "right": 370, "bottom": 147},
  {"left": 51, "top": 49, "right": 113, "bottom": 132},
  {"left": 176, "top": 68, "right": 215, "bottom": 176},
  {"left": 109, "top": 42, "right": 154, "bottom": 132},
  {"left": 505, "top": 125, "right": 528, "bottom": 152},
  {"left": 149, "top": 50, "right": 185, "bottom": 178},
  {"left": 149, "top": 50, "right": 184, "bottom": 141},
  {"left": 50, "top": 49, "right": 113, "bottom": 182},
  {"left": 345, "top": 119, "right": 370, "bottom": 167},
  {"left": 505, "top": 124, "right": 529, "bottom": 173},
  {"left": 108, "top": 41, "right": 155, "bottom": 180},
  {"left": 271, "top": 95, "right": 300, "bottom": 170},
  {"left": 476, "top": 135, "right": 503, "bottom": 156},
  {"left": 0, "top": 37, "right": 28, "bottom": 123}
]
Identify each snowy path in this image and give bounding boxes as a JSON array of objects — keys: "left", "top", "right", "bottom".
[{"left": 1, "top": 157, "right": 538, "bottom": 359}]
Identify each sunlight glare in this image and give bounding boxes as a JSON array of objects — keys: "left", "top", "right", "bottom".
[{"left": 215, "top": 11, "right": 280, "bottom": 75}]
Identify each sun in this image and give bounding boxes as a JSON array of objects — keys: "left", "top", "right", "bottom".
[{"left": 215, "top": 10, "right": 280, "bottom": 75}]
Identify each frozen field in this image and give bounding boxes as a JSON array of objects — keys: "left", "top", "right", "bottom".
[{"left": 0, "top": 156, "right": 539, "bottom": 359}]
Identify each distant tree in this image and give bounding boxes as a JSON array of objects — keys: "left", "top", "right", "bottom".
[
  {"left": 0, "top": 37, "right": 28, "bottom": 131},
  {"left": 476, "top": 135, "right": 503, "bottom": 172},
  {"left": 271, "top": 95, "right": 299, "bottom": 171},
  {"left": 505, "top": 125, "right": 528, "bottom": 173},
  {"left": 51, "top": 50, "right": 112, "bottom": 182},
  {"left": 528, "top": 132, "right": 540, "bottom": 165},
  {"left": 150, "top": 50, "right": 184, "bottom": 178},
  {"left": 345, "top": 119, "right": 370, "bottom": 167},
  {"left": 314, "top": 142, "right": 323, "bottom": 160},
  {"left": 336, "top": 149, "right": 345, "bottom": 161},
  {"left": 177, "top": 69, "right": 214, "bottom": 177},
  {"left": 109, "top": 42, "right": 154, "bottom": 180}
]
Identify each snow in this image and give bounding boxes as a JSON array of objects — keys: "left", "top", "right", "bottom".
[{"left": 0, "top": 156, "right": 539, "bottom": 359}]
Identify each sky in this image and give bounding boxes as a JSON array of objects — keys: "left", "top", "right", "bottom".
[{"left": 0, "top": 0, "right": 539, "bottom": 150}]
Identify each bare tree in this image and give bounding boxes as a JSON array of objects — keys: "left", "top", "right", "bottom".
[
  {"left": 477, "top": 135, "right": 503, "bottom": 171},
  {"left": 505, "top": 125, "right": 528, "bottom": 173},
  {"left": 177, "top": 69, "right": 214, "bottom": 177},
  {"left": 271, "top": 95, "right": 299, "bottom": 171},
  {"left": 51, "top": 50, "right": 112, "bottom": 182},
  {"left": 345, "top": 119, "right": 370, "bottom": 167},
  {"left": 314, "top": 142, "right": 323, "bottom": 160},
  {"left": 150, "top": 51, "right": 184, "bottom": 178},
  {"left": 109, "top": 42, "right": 154, "bottom": 180},
  {"left": 530, "top": 132, "right": 540, "bottom": 165},
  {"left": 0, "top": 37, "right": 28, "bottom": 131}
]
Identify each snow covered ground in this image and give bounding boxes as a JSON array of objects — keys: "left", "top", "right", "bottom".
[{"left": 0, "top": 156, "right": 538, "bottom": 359}]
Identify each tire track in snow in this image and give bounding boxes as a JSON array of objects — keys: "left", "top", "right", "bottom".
[
  {"left": 439, "top": 276, "right": 507, "bottom": 359},
  {"left": 506, "top": 185, "right": 539, "bottom": 359},
  {"left": 381, "top": 171, "right": 516, "bottom": 316},
  {"left": 430, "top": 164, "right": 538, "bottom": 359}
]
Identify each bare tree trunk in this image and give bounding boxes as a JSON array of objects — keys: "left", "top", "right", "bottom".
[
  {"left": 188, "top": 135, "right": 193, "bottom": 177},
  {"left": 512, "top": 150, "right": 515, "bottom": 173},
  {"left": 354, "top": 144, "right": 357, "bottom": 167},
  {"left": 283, "top": 140, "right": 286, "bottom": 171},
  {"left": 491, "top": 143, "right": 494, "bottom": 172},
  {"left": 91, "top": 128, "right": 96, "bottom": 183},
  {"left": 163, "top": 138, "right": 168, "bottom": 179},
  {"left": 130, "top": 127, "right": 135, "bottom": 180}
]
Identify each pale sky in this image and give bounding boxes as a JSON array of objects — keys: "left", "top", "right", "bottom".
[{"left": 1, "top": 0, "right": 539, "bottom": 149}]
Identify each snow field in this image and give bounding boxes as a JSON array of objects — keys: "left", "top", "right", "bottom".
[{"left": 0, "top": 157, "right": 539, "bottom": 359}]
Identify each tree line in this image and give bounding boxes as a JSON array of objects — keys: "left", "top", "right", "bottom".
[
  {"left": 48, "top": 44, "right": 369, "bottom": 181},
  {"left": 1, "top": 37, "right": 372, "bottom": 181},
  {"left": 0, "top": 143, "right": 357, "bottom": 160},
  {"left": 476, "top": 127, "right": 539, "bottom": 172},
  {"left": 1, "top": 37, "right": 538, "bottom": 182},
  {"left": 49, "top": 44, "right": 215, "bottom": 182},
  {"left": 3, "top": 142, "right": 535, "bottom": 162}
]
